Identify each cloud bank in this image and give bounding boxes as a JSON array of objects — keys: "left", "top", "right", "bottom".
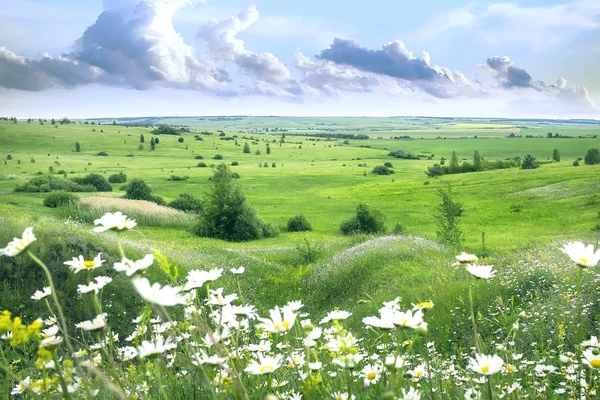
[{"left": 0, "top": 0, "right": 596, "bottom": 114}]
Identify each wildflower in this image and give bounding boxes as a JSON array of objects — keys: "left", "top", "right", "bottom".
[
  {"left": 245, "top": 354, "right": 283, "bottom": 375},
  {"left": 284, "top": 300, "right": 304, "bottom": 312},
  {"left": 257, "top": 306, "right": 296, "bottom": 333},
  {"left": 93, "top": 211, "right": 136, "bottom": 232},
  {"left": 464, "top": 388, "right": 481, "bottom": 399},
  {"left": 466, "top": 264, "right": 495, "bottom": 279},
  {"left": 192, "top": 350, "right": 228, "bottom": 366},
  {"left": 468, "top": 354, "right": 503, "bottom": 375},
  {"left": 331, "top": 393, "right": 354, "bottom": 400},
  {"left": 31, "top": 287, "right": 51, "bottom": 301},
  {"left": 11, "top": 377, "right": 31, "bottom": 395},
  {"left": 412, "top": 300, "right": 434, "bottom": 311},
  {"left": 561, "top": 241, "right": 600, "bottom": 267},
  {"left": 77, "top": 276, "right": 112, "bottom": 294},
  {"left": 114, "top": 254, "right": 154, "bottom": 276},
  {"left": 183, "top": 268, "right": 223, "bottom": 291},
  {"left": 309, "top": 361, "right": 323, "bottom": 370},
  {"left": 132, "top": 278, "right": 185, "bottom": 306},
  {"left": 455, "top": 252, "right": 478, "bottom": 264},
  {"left": 137, "top": 336, "right": 176, "bottom": 359},
  {"left": 320, "top": 310, "right": 352, "bottom": 324},
  {"left": 41, "top": 325, "right": 59, "bottom": 338},
  {"left": 409, "top": 364, "right": 428, "bottom": 379},
  {"left": 392, "top": 310, "right": 424, "bottom": 329},
  {"left": 1, "top": 227, "right": 36, "bottom": 257},
  {"left": 332, "top": 353, "right": 363, "bottom": 369},
  {"left": 362, "top": 308, "right": 396, "bottom": 329},
  {"left": 75, "top": 314, "right": 107, "bottom": 331},
  {"left": 401, "top": 388, "right": 421, "bottom": 400},
  {"left": 208, "top": 288, "right": 238, "bottom": 306},
  {"left": 583, "top": 336, "right": 600, "bottom": 348},
  {"left": 248, "top": 340, "right": 272, "bottom": 352},
  {"left": 231, "top": 267, "right": 245, "bottom": 274},
  {"left": 385, "top": 354, "right": 407, "bottom": 369},
  {"left": 360, "top": 364, "right": 382, "bottom": 386},
  {"left": 65, "top": 253, "right": 104, "bottom": 273},
  {"left": 583, "top": 349, "right": 600, "bottom": 369},
  {"left": 40, "top": 335, "right": 63, "bottom": 350}
]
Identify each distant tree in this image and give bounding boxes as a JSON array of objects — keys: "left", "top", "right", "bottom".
[
  {"left": 178, "top": 137, "right": 184, "bottom": 143},
  {"left": 27, "top": 118, "right": 32, "bottom": 123},
  {"left": 140, "top": 134, "right": 145, "bottom": 143},
  {"left": 266, "top": 145, "right": 271, "bottom": 155},
  {"left": 124, "top": 178, "right": 162, "bottom": 204},
  {"left": 150, "top": 137, "right": 156, "bottom": 151},
  {"left": 154, "top": 137, "right": 159, "bottom": 144},
  {"left": 75, "top": 142, "right": 81, "bottom": 152},
  {"left": 435, "top": 187, "right": 464, "bottom": 248},
  {"left": 521, "top": 154, "right": 539, "bottom": 170},
  {"left": 243, "top": 142, "right": 251, "bottom": 154},
  {"left": 552, "top": 149, "right": 561, "bottom": 162},
  {"left": 449, "top": 151, "right": 459, "bottom": 173},
  {"left": 51, "top": 118, "right": 56, "bottom": 125},
  {"left": 584, "top": 148, "right": 600, "bottom": 165},
  {"left": 113, "top": 120, "right": 116, "bottom": 125},
  {"left": 473, "top": 150, "right": 483, "bottom": 171}
]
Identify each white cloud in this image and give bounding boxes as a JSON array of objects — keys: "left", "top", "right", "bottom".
[{"left": 414, "top": 5, "right": 478, "bottom": 41}]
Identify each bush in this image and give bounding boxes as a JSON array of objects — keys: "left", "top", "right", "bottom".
[
  {"left": 392, "top": 222, "right": 406, "bottom": 235},
  {"left": 96, "top": 151, "right": 108, "bottom": 156},
  {"left": 584, "top": 148, "right": 600, "bottom": 165},
  {"left": 521, "top": 154, "right": 539, "bottom": 170},
  {"left": 194, "top": 155, "right": 204, "bottom": 160},
  {"left": 384, "top": 162, "right": 394, "bottom": 168},
  {"left": 124, "top": 178, "right": 153, "bottom": 201},
  {"left": 167, "top": 175, "right": 189, "bottom": 181},
  {"left": 340, "top": 204, "right": 386, "bottom": 235},
  {"left": 108, "top": 172, "right": 127, "bottom": 183},
  {"left": 231, "top": 161, "right": 239, "bottom": 166},
  {"left": 168, "top": 193, "right": 203, "bottom": 213},
  {"left": 213, "top": 154, "right": 224, "bottom": 160},
  {"left": 197, "top": 162, "right": 207, "bottom": 168},
  {"left": 43, "top": 192, "right": 79, "bottom": 208},
  {"left": 372, "top": 165, "right": 394, "bottom": 175},
  {"left": 178, "top": 137, "right": 184, "bottom": 143},
  {"left": 192, "top": 164, "right": 273, "bottom": 242},
  {"left": 287, "top": 215, "right": 313, "bottom": 232},
  {"left": 71, "top": 174, "right": 112, "bottom": 192}
]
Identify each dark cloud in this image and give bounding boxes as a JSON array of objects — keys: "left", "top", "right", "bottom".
[
  {"left": 317, "top": 39, "right": 438, "bottom": 81},
  {"left": 486, "top": 56, "right": 532, "bottom": 88}
]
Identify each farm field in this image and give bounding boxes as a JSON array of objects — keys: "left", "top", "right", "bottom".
[{"left": 1, "top": 116, "right": 600, "bottom": 399}]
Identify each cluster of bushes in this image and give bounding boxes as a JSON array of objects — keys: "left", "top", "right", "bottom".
[
  {"left": 372, "top": 165, "right": 394, "bottom": 175},
  {"left": 151, "top": 124, "right": 189, "bottom": 135},
  {"left": 167, "top": 175, "right": 189, "bottom": 181},
  {"left": 123, "top": 178, "right": 164, "bottom": 205},
  {"left": 43, "top": 192, "right": 79, "bottom": 208},
  {"left": 426, "top": 151, "right": 521, "bottom": 177},
  {"left": 107, "top": 172, "right": 127, "bottom": 183},
  {"left": 14, "top": 174, "right": 112, "bottom": 193},
  {"left": 388, "top": 150, "right": 420, "bottom": 160},
  {"left": 340, "top": 204, "right": 386, "bottom": 235},
  {"left": 168, "top": 193, "right": 202, "bottom": 214}
]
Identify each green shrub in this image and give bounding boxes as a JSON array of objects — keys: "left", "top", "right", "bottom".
[
  {"left": 231, "top": 161, "right": 239, "bottom": 166},
  {"left": 213, "top": 154, "right": 224, "bottom": 160},
  {"left": 287, "top": 215, "right": 313, "bottom": 232},
  {"left": 108, "top": 172, "right": 127, "bottom": 183},
  {"left": 178, "top": 137, "right": 184, "bottom": 143},
  {"left": 124, "top": 178, "right": 153, "bottom": 201},
  {"left": 384, "top": 162, "right": 394, "bottom": 168},
  {"left": 197, "top": 162, "right": 207, "bottom": 168},
  {"left": 43, "top": 192, "right": 79, "bottom": 208},
  {"left": 168, "top": 193, "right": 202, "bottom": 213},
  {"left": 14, "top": 176, "right": 96, "bottom": 193},
  {"left": 435, "top": 187, "right": 464, "bottom": 248},
  {"left": 392, "top": 222, "right": 406, "bottom": 235},
  {"left": 584, "top": 148, "right": 600, "bottom": 165},
  {"left": 194, "top": 155, "right": 204, "bottom": 160},
  {"left": 167, "top": 175, "right": 189, "bottom": 181},
  {"left": 192, "top": 164, "right": 273, "bottom": 242},
  {"left": 372, "top": 165, "right": 394, "bottom": 175},
  {"left": 71, "top": 174, "right": 112, "bottom": 192},
  {"left": 96, "top": 151, "right": 108, "bottom": 156},
  {"left": 340, "top": 204, "right": 386, "bottom": 235},
  {"left": 521, "top": 154, "right": 539, "bottom": 170}
]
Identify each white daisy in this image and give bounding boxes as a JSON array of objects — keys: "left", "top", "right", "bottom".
[
  {"left": 93, "top": 212, "right": 137, "bottom": 232},
  {"left": 31, "top": 287, "right": 51, "bottom": 301},
  {"left": 1, "top": 227, "right": 36, "bottom": 257},
  {"left": 132, "top": 278, "right": 185, "bottom": 307}
]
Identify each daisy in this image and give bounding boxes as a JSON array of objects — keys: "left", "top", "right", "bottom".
[
  {"left": 320, "top": 310, "right": 352, "bottom": 324},
  {"left": 77, "top": 276, "right": 112, "bottom": 295},
  {"left": 93, "top": 212, "right": 136, "bottom": 232},
  {"left": 401, "top": 388, "right": 421, "bottom": 400},
  {"left": 466, "top": 264, "right": 495, "bottom": 279},
  {"left": 75, "top": 314, "right": 107, "bottom": 331},
  {"left": 114, "top": 254, "right": 154, "bottom": 276},
  {"left": 1, "top": 227, "right": 36, "bottom": 257},
  {"left": 360, "top": 363, "right": 383, "bottom": 386},
  {"left": 562, "top": 241, "right": 600, "bottom": 267},
  {"left": 257, "top": 306, "right": 296, "bottom": 333},
  {"left": 31, "top": 287, "right": 51, "bottom": 301},
  {"left": 392, "top": 310, "right": 424, "bottom": 329},
  {"left": 362, "top": 308, "right": 396, "bottom": 329},
  {"left": 468, "top": 354, "right": 504, "bottom": 375},
  {"left": 11, "top": 377, "right": 31, "bottom": 395},
  {"left": 332, "top": 353, "right": 364, "bottom": 369},
  {"left": 137, "top": 336, "right": 176, "bottom": 359},
  {"left": 412, "top": 300, "right": 434, "bottom": 312},
  {"left": 132, "top": 278, "right": 185, "bottom": 306},
  {"left": 183, "top": 268, "right": 223, "bottom": 291},
  {"left": 583, "top": 349, "right": 600, "bottom": 369},
  {"left": 245, "top": 354, "right": 283, "bottom": 375},
  {"left": 65, "top": 253, "right": 104, "bottom": 273},
  {"left": 455, "top": 252, "right": 478, "bottom": 264},
  {"left": 231, "top": 267, "right": 245, "bottom": 274},
  {"left": 208, "top": 288, "right": 238, "bottom": 306}
]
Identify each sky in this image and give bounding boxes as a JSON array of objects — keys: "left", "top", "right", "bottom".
[{"left": 0, "top": 0, "right": 599, "bottom": 119}]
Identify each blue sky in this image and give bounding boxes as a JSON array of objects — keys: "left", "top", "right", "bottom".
[{"left": 0, "top": 0, "right": 598, "bottom": 118}]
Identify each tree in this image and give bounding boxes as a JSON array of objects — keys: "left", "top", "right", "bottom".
[
  {"left": 51, "top": 118, "right": 56, "bottom": 125},
  {"left": 473, "top": 150, "right": 483, "bottom": 171},
  {"left": 584, "top": 148, "right": 600, "bottom": 165},
  {"left": 140, "top": 134, "right": 145, "bottom": 143},
  {"left": 340, "top": 204, "right": 386, "bottom": 235},
  {"left": 150, "top": 137, "right": 156, "bottom": 151},
  {"left": 243, "top": 142, "right": 250, "bottom": 154},
  {"left": 435, "top": 187, "right": 464, "bottom": 248},
  {"left": 521, "top": 154, "right": 539, "bottom": 170},
  {"left": 75, "top": 142, "right": 81, "bottom": 152},
  {"left": 449, "top": 151, "right": 459, "bottom": 173},
  {"left": 552, "top": 149, "right": 561, "bottom": 162},
  {"left": 266, "top": 145, "right": 271, "bottom": 155},
  {"left": 192, "top": 164, "right": 271, "bottom": 242}
]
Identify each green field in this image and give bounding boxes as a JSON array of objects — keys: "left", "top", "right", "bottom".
[{"left": 1, "top": 116, "right": 600, "bottom": 399}]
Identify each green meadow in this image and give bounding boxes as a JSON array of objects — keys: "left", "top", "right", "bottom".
[{"left": 1, "top": 116, "right": 600, "bottom": 398}]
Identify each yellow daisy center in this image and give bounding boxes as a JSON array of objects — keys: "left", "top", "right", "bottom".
[
  {"left": 367, "top": 372, "right": 377, "bottom": 380},
  {"left": 260, "top": 365, "right": 274, "bottom": 374},
  {"left": 84, "top": 261, "right": 96, "bottom": 268},
  {"left": 481, "top": 365, "right": 489, "bottom": 373},
  {"left": 580, "top": 257, "right": 588, "bottom": 265},
  {"left": 402, "top": 319, "right": 408, "bottom": 326},
  {"left": 282, "top": 321, "right": 290, "bottom": 329},
  {"left": 416, "top": 371, "right": 423, "bottom": 377},
  {"left": 591, "top": 359, "right": 600, "bottom": 369},
  {"left": 506, "top": 364, "right": 515, "bottom": 372}
]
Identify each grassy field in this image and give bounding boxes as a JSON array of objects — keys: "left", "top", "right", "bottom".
[{"left": 1, "top": 116, "right": 600, "bottom": 398}]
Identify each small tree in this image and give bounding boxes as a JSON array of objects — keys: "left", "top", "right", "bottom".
[
  {"left": 435, "top": 187, "right": 464, "bottom": 248},
  {"left": 340, "top": 204, "right": 386, "bottom": 235},
  {"left": 140, "top": 134, "right": 145, "bottom": 143},
  {"left": 51, "top": 118, "right": 56, "bottom": 125},
  {"left": 449, "top": 151, "right": 459, "bottom": 173},
  {"left": 75, "top": 142, "right": 81, "bottom": 152},
  {"left": 287, "top": 215, "right": 312, "bottom": 232},
  {"left": 243, "top": 142, "right": 251, "bottom": 154},
  {"left": 150, "top": 137, "right": 156, "bottom": 151},
  {"left": 552, "top": 149, "right": 560, "bottom": 162},
  {"left": 584, "top": 148, "right": 600, "bottom": 165},
  {"left": 266, "top": 145, "right": 271, "bottom": 155},
  {"left": 473, "top": 150, "right": 483, "bottom": 171},
  {"left": 521, "top": 154, "right": 539, "bottom": 170}
]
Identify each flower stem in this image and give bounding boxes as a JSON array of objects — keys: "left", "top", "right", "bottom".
[
  {"left": 486, "top": 376, "right": 495, "bottom": 400},
  {"left": 469, "top": 283, "right": 482, "bottom": 352}
]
